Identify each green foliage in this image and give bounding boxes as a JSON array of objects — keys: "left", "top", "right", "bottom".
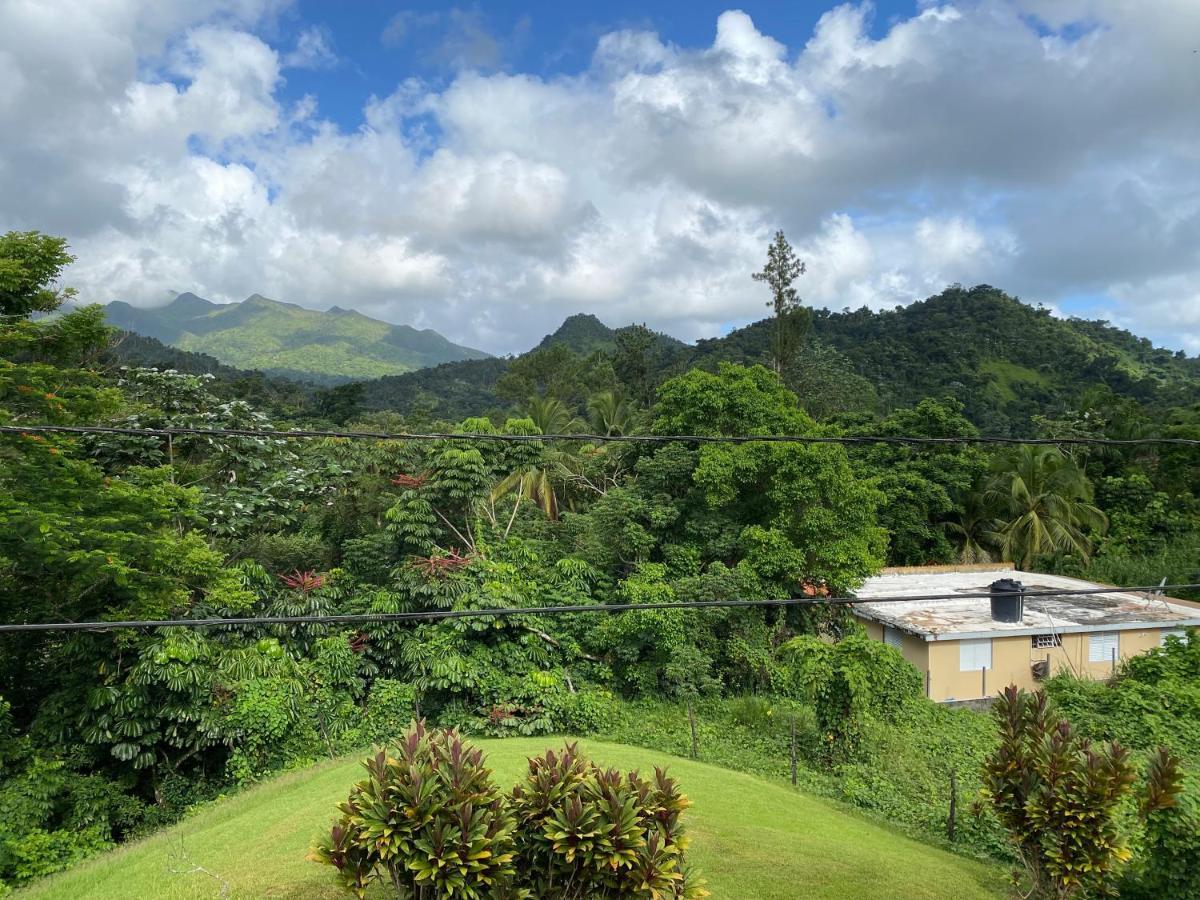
[
  {"left": 780, "top": 633, "right": 923, "bottom": 761},
  {"left": 984, "top": 445, "right": 1107, "bottom": 569},
  {"left": 1121, "top": 749, "right": 1200, "bottom": 899},
  {"left": 1045, "top": 630, "right": 1200, "bottom": 767},
  {"left": 0, "top": 231, "right": 76, "bottom": 317},
  {"left": 311, "top": 722, "right": 518, "bottom": 898},
  {"left": 982, "top": 686, "right": 1137, "bottom": 898},
  {"left": 509, "top": 742, "right": 707, "bottom": 898},
  {"left": 847, "top": 398, "right": 985, "bottom": 565}
]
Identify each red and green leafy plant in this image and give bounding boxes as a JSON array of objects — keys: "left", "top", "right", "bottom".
[
  {"left": 508, "top": 743, "right": 707, "bottom": 899},
  {"left": 309, "top": 721, "right": 518, "bottom": 898},
  {"left": 982, "top": 685, "right": 1137, "bottom": 898},
  {"left": 312, "top": 727, "right": 705, "bottom": 899},
  {"left": 278, "top": 570, "right": 327, "bottom": 592}
]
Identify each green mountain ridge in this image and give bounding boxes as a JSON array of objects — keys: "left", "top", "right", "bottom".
[
  {"left": 102, "top": 293, "right": 490, "bottom": 383},
  {"left": 358, "top": 286, "right": 1199, "bottom": 429}
]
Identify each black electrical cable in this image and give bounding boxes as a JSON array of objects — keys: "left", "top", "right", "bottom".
[
  {"left": 2, "top": 422, "right": 1198, "bottom": 447},
  {"left": 2, "top": 584, "right": 1196, "bottom": 633}
]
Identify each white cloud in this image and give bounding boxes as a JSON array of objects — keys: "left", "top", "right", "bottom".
[{"left": 0, "top": 1, "right": 1198, "bottom": 355}]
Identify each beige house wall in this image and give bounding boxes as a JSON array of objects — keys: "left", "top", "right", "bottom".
[{"left": 857, "top": 614, "right": 1179, "bottom": 701}]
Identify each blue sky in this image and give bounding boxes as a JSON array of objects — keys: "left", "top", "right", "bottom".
[{"left": 1, "top": 1, "right": 1198, "bottom": 354}]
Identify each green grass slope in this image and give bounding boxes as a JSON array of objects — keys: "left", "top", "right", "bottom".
[
  {"left": 103, "top": 293, "right": 490, "bottom": 382},
  {"left": 21, "top": 739, "right": 1005, "bottom": 900}
]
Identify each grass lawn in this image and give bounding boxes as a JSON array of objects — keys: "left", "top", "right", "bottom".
[{"left": 21, "top": 739, "right": 1008, "bottom": 899}]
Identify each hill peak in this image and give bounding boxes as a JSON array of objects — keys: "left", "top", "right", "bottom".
[{"left": 103, "top": 292, "right": 490, "bottom": 382}]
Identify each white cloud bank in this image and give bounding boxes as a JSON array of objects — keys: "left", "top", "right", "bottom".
[{"left": 1, "top": 0, "right": 1199, "bottom": 353}]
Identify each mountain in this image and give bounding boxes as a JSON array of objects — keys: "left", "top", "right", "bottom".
[
  {"left": 357, "top": 286, "right": 1199, "bottom": 429},
  {"left": 102, "top": 293, "right": 490, "bottom": 383},
  {"left": 359, "top": 315, "right": 685, "bottom": 419},
  {"left": 683, "top": 285, "right": 1199, "bottom": 431}
]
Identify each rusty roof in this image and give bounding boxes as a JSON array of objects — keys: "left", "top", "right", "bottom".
[{"left": 853, "top": 566, "right": 1200, "bottom": 641}]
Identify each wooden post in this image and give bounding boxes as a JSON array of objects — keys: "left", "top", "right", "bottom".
[
  {"left": 981, "top": 666, "right": 987, "bottom": 699},
  {"left": 687, "top": 701, "right": 699, "bottom": 760},
  {"left": 1112, "top": 646, "right": 1117, "bottom": 673},
  {"left": 925, "top": 669, "right": 931, "bottom": 699},
  {"left": 948, "top": 768, "right": 958, "bottom": 842},
  {"left": 790, "top": 715, "right": 798, "bottom": 786}
]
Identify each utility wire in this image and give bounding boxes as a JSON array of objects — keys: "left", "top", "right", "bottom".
[
  {"left": 2, "top": 423, "right": 1198, "bottom": 447},
  {"left": 3, "top": 583, "right": 1198, "bottom": 633}
]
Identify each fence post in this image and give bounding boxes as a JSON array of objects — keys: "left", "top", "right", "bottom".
[
  {"left": 1112, "top": 646, "right": 1117, "bottom": 674},
  {"left": 981, "top": 665, "right": 987, "bottom": 699},
  {"left": 687, "top": 701, "right": 698, "bottom": 760},
  {"left": 948, "top": 768, "right": 958, "bottom": 842},
  {"left": 790, "top": 715, "right": 798, "bottom": 786},
  {"left": 925, "top": 669, "right": 931, "bottom": 699}
]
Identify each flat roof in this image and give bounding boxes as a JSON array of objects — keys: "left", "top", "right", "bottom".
[{"left": 853, "top": 566, "right": 1200, "bottom": 641}]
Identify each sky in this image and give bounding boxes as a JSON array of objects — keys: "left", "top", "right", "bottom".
[{"left": 1, "top": 0, "right": 1198, "bottom": 356}]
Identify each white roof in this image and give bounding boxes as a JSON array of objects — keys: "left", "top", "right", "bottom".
[{"left": 853, "top": 566, "right": 1200, "bottom": 641}]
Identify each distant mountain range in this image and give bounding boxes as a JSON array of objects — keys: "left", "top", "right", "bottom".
[
  {"left": 103, "top": 286, "right": 1199, "bottom": 432},
  {"left": 102, "top": 293, "right": 489, "bottom": 383}
]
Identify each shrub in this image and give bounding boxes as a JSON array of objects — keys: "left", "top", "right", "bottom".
[
  {"left": 1121, "top": 748, "right": 1200, "bottom": 900},
  {"left": 312, "top": 725, "right": 706, "bottom": 899},
  {"left": 982, "top": 686, "right": 1136, "bottom": 898},
  {"left": 508, "top": 743, "right": 707, "bottom": 899},
  {"left": 310, "top": 722, "right": 517, "bottom": 898},
  {"left": 358, "top": 680, "right": 417, "bottom": 745},
  {"left": 780, "top": 632, "right": 922, "bottom": 761}
]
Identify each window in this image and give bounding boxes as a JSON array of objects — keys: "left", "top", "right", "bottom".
[
  {"left": 959, "top": 639, "right": 992, "bottom": 672},
  {"left": 1032, "top": 634, "right": 1062, "bottom": 649},
  {"left": 884, "top": 625, "right": 904, "bottom": 649},
  {"left": 1160, "top": 629, "right": 1186, "bottom": 647},
  {"left": 1088, "top": 632, "right": 1119, "bottom": 663}
]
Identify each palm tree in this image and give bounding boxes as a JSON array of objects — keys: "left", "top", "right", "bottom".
[
  {"left": 521, "top": 396, "right": 582, "bottom": 436},
  {"left": 944, "top": 489, "right": 995, "bottom": 564},
  {"left": 983, "top": 445, "right": 1108, "bottom": 569},
  {"left": 587, "top": 390, "right": 640, "bottom": 437},
  {"left": 488, "top": 397, "right": 582, "bottom": 521}
]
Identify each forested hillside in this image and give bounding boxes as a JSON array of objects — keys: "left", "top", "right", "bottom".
[
  {"left": 103, "top": 292, "right": 490, "bottom": 383},
  {"left": 358, "top": 286, "right": 1199, "bottom": 431}
]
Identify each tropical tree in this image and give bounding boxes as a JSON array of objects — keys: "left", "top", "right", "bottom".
[
  {"left": 944, "top": 488, "right": 996, "bottom": 564},
  {"left": 752, "top": 230, "right": 809, "bottom": 373},
  {"left": 586, "top": 390, "right": 639, "bottom": 437},
  {"left": 984, "top": 445, "right": 1107, "bottom": 569}
]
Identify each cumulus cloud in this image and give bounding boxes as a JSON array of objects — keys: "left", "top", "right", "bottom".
[{"left": 0, "top": 1, "right": 1198, "bottom": 353}]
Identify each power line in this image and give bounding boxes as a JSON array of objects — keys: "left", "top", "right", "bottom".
[
  {"left": 3, "top": 583, "right": 1198, "bottom": 633},
  {"left": 2, "top": 423, "right": 1198, "bottom": 447}
]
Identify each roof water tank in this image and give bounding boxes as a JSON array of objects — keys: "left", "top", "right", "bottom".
[{"left": 989, "top": 578, "right": 1025, "bottom": 624}]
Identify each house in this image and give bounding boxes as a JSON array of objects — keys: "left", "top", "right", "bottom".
[{"left": 853, "top": 564, "right": 1200, "bottom": 702}]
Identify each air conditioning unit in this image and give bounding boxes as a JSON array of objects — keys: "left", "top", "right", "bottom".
[{"left": 1032, "top": 659, "right": 1050, "bottom": 681}]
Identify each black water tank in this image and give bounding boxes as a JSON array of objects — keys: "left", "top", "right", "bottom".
[{"left": 990, "top": 578, "right": 1025, "bottom": 623}]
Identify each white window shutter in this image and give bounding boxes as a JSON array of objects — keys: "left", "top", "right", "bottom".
[
  {"left": 1088, "top": 632, "right": 1119, "bottom": 663},
  {"left": 959, "top": 639, "right": 992, "bottom": 672}
]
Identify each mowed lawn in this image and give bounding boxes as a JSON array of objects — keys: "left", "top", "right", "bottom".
[{"left": 21, "top": 739, "right": 1007, "bottom": 899}]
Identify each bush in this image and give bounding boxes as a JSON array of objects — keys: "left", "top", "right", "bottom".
[
  {"left": 1121, "top": 749, "right": 1200, "bottom": 900},
  {"left": 310, "top": 722, "right": 518, "bottom": 898},
  {"left": 358, "top": 680, "right": 417, "bottom": 745},
  {"left": 509, "top": 742, "right": 707, "bottom": 898},
  {"left": 780, "top": 632, "right": 923, "bottom": 761},
  {"left": 982, "top": 686, "right": 1136, "bottom": 898},
  {"left": 312, "top": 724, "right": 706, "bottom": 899}
]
